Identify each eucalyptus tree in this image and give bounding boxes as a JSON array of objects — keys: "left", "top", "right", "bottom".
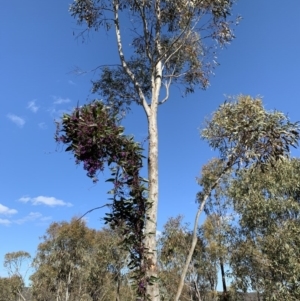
[
  {"left": 64, "top": 1, "right": 240, "bottom": 299},
  {"left": 85, "top": 227, "right": 132, "bottom": 301},
  {"left": 31, "top": 217, "right": 131, "bottom": 301},
  {"left": 3, "top": 251, "right": 31, "bottom": 301},
  {"left": 228, "top": 158, "right": 300, "bottom": 300},
  {"left": 30, "top": 218, "right": 97, "bottom": 301},
  {"left": 175, "top": 95, "right": 299, "bottom": 300}
]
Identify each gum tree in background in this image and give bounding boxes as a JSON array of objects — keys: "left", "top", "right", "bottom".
[
  {"left": 228, "top": 158, "right": 300, "bottom": 300},
  {"left": 3, "top": 251, "right": 31, "bottom": 301},
  {"left": 30, "top": 218, "right": 131, "bottom": 301},
  {"left": 175, "top": 95, "right": 299, "bottom": 300},
  {"left": 66, "top": 1, "right": 239, "bottom": 299}
]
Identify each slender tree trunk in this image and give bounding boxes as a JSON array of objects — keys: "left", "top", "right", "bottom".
[
  {"left": 16, "top": 288, "right": 26, "bottom": 301},
  {"left": 193, "top": 281, "right": 203, "bottom": 301},
  {"left": 255, "top": 278, "right": 261, "bottom": 301},
  {"left": 145, "top": 106, "right": 160, "bottom": 301},
  {"left": 174, "top": 199, "right": 207, "bottom": 301},
  {"left": 143, "top": 15, "right": 162, "bottom": 295},
  {"left": 65, "top": 272, "right": 71, "bottom": 301},
  {"left": 116, "top": 271, "right": 121, "bottom": 301},
  {"left": 220, "top": 257, "right": 227, "bottom": 301},
  {"left": 174, "top": 167, "right": 230, "bottom": 301}
]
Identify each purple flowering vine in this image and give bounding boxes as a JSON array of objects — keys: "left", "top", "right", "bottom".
[{"left": 55, "top": 100, "right": 151, "bottom": 300}]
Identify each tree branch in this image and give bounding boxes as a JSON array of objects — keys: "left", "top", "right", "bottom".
[
  {"left": 17, "top": 288, "right": 26, "bottom": 301},
  {"left": 134, "top": 0, "right": 153, "bottom": 63},
  {"left": 69, "top": 64, "right": 122, "bottom": 76},
  {"left": 77, "top": 204, "right": 112, "bottom": 221},
  {"left": 159, "top": 78, "right": 172, "bottom": 104},
  {"left": 113, "top": 0, "right": 150, "bottom": 117},
  {"left": 154, "top": 0, "right": 162, "bottom": 58},
  {"left": 158, "top": 9, "right": 199, "bottom": 69}
]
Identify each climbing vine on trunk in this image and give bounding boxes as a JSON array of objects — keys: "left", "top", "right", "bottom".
[{"left": 55, "top": 100, "right": 151, "bottom": 299}]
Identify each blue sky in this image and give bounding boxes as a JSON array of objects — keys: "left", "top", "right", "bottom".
[{"left": 1, "top": 0, "right": 300, "bottom": 281}]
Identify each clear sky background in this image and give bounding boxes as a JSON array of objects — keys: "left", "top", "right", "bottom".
[{"left": 1, "top": 0, "right": 300, "bottom": 281}]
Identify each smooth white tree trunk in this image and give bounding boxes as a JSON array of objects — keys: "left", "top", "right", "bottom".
[
  {"left": 145, "top": 108, "right": 160, "bottom": 301},
  {"left": 144, "top": 56, "right": 162, "bottom": 300}
]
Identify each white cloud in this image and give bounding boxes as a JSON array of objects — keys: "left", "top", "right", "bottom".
[
  {"left": 27, "top": 100, "right": 39, "bottom": 113},
  {"left": 0, "top": 204, "right": 17, "bottom": 215},
  {"left": 0, "top": 218, "right": 11, "bottom": 226},
  {"left": 19, "top": 196, "right": 30, "bottom": 203},
  {"left": 7, "top": 114, "right": 25, "bottom": 127},
  {"left": 0, "top": 206, "right": 52, "bottom": 226},
  {"left": 14, "top": 212, "right": 43, "bottom": 225},
  {"left": 68, "top": 80, "right": 75, "bottom": 85},
  {"left": 19, "top": 195, "right": 72, "bottom": 207},
  {"left": 38, "top": 122, "right": 47, "bottom": 130},
  {"left": 49, "top": 96, "right": 72, "bottom": 119},
  {"left": 53, "top": 96, "right": 71, "bottom": 105},
  {"left": 40, "top": 216, "right": 52, "bottom": 222}
]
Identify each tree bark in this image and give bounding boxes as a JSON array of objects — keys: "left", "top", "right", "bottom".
[
  {"left": 193, "top": 281, "right": 203, "bottom": 301},
  {"left": 65, "top": 272, "right": 71, "bottom": 301},
  {"left": 220, "top": 257, "right": 227, "bottom": 300},
  {"left": 144, "top": 99, "right": 160, "bottom": 301}
]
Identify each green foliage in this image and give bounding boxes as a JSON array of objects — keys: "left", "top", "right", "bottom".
[
  {"left": 0, "top": 276, "right": 24, "bottom": 301},
  {"left": 157, "top": 216, "right": 241, "bottom": 301},
  {"left": 55, "top": 100, "right": 140, "bottom": 182},
  {"left": 198, "top": 96, "right": 300, "bottom": 300},
  {"left": 228, "top": 159, "right": 300, "bottom": 300},
  {"left": 31, "top": 219, "right": 94, "bottom": 301},
  {"left": 201, "top": 95, "right": 299, "bottom": 170},
  {"left": 31, "top": 218, "right": 132, "bottom": 301},
  {"left": 158, "top": 216, "right": 200, "bottom": 301},
  {"left": 196, "top": 157, "right": 300, "bottom": 300},
  {"left": 196, "top": 159, "right": 234, "bottom": 298},
  {"left": 159, "top": 216, "right": 191, "bottom": 270},
  {"left": 0, "top": 277, "right": 14, "bottom": 301}
]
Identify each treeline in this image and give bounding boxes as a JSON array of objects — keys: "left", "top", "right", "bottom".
[{"left": 2, "top": 156, "right": 300, "bottom": 301}]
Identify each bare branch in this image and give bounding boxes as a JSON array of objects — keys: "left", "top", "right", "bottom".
[
  {"left": 159, "top": 78, "right": 172, "bottom": 105},
  {"left": 164, "top": 72, "right": 188, "bottom": 79},
  {"left": 69, "top": 64, "right": 122, "bottom": 76},
  {"left": 77, "top": 204, "right": 112, "bottom": 221}
]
